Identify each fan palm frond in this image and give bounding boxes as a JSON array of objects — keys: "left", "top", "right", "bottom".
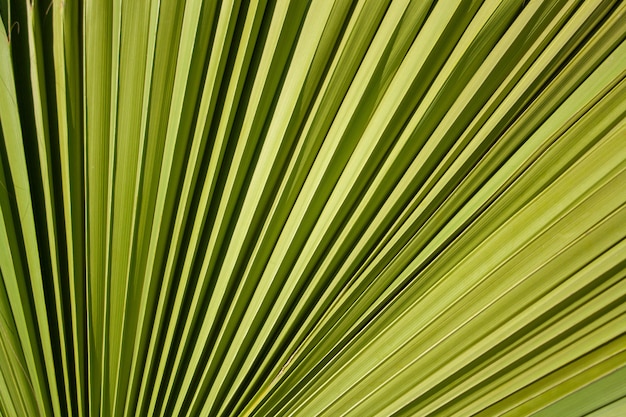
[{"left": 1, "top": 0, "right": 625, "bottom": 416}]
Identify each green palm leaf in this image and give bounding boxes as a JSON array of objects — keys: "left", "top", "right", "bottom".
[{"left": 1, "top": 0, "right": 625, "bottom": 416}]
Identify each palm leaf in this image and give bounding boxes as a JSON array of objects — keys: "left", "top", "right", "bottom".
[{"left": 1, "top": 0, "right": 625, "bottom": 416}]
